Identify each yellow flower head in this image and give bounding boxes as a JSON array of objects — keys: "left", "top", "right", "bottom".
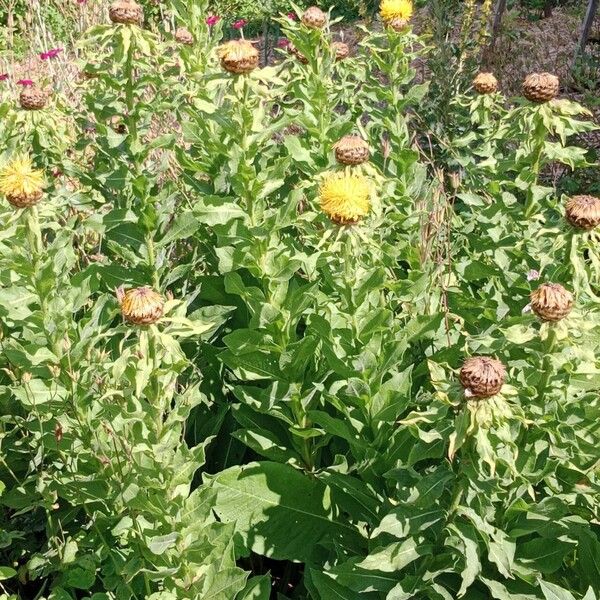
[
  {"left": 0, "top": 155, "right": 45, "bottom": 208},
  {"left": 319, "top": 172, "right": 372, "bottom": 224},
  {"left": 380, "top": 0, "right": 413, "bottom": 23}
]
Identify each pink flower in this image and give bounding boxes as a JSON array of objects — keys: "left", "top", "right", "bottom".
[
  {"left": 52, "top": 169, "right": 63, "bottom": 177},
  {"left": 40, "top": 47, "right": 63, "bottom": 60},
  {"left": 0, "top": 73, "right": 8, "bottom": 81},
  {"left": 287, "top": 12, "right": 297, "bottom": 20},
  {"left": 17, "top": 79, "right": 34, "bottom": 86},
  {"left": 277, "top": 38, "right": 290, "bottom": 48},
  {"left": 527, "top": 269, "right": 540, "bottom": 282},
  {"left": 232, "top": 19, "right": 247, "bottom": 29},
  {"left": 77, "top": 0, "right": 86, "bottom": 3},
  {"left": 206, "top": 15, "right": 220, "bottom": 26}
]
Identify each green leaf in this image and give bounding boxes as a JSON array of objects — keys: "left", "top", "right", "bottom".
[
  {"left": 540, "top": 581, "right": 577, "bottom": 600},
  {"left": 356, "top": 538, "right": 430, "bottom": 573},
  {"left": 0, "top": 567, "right": 16, "bottom": 581},
  {"left": 206, "top": 461, "right": 364, "bottom": 561}
]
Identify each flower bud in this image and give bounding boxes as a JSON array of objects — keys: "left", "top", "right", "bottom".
[
  {"left": 565, "top": 194, "right": 600, "bottom": 230},
  {"left": 302, "top": 6, "right": 326, "bottom": 29},
  {"left": 530, "top": 283, "right": 573, "bottom": 322},
  {"left": 473, "top": 72, "right": 498, "bottom": 94},
  {"left": 118, "top": 286, "right": 165, "bottom": 325},
  {"left": 333, "top": 135, "right": 370, "bottom": 166},
  {"left": 109, "top": 0, "right": 143, "bottom": 25},
  {"left": 459, "top": 356, "right": 506, "bottom": 399},
  {"left": 522, "top": 72, "right": 559, "bottom": 103}
]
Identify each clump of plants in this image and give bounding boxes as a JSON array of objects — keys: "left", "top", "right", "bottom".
[{"left": 0, "top": 0, "right": 598, "bottom": 599}]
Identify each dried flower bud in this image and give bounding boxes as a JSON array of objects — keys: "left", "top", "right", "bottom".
[
  {"left": 522, "top": 72, "right": 559, "bottom": 103},
  {"left": 217, "top": 40, "right": 259, "bottom": 74},
  {"left": 118, "top": 286, "right": 165, "bottom": 325},
  {"left": 565, "top": 194, "right": 600, "bottom": 230},
  {"left": 175, "top": 27, "right": 194, "bottom": 45},
  {"left": 19, "top": 86, "right": 46, "bottom": 110},
  {"left": 530, "top": 283, "right": 573, "bottom": 322},
  {"left": 109, "top": 0, "right": 143, "bottom": 25},
  {"left": 302, "top": 6, "right": 326, "bottom": 29},
  {"left": 333, "top": 135, "right": 370, "bottom": 166},
  {"left": 332, "top": 41, "right": 350, "bottom": 61},
  {"left": 459, "top": 356, "right": 506, "bottom": 399},
  {"left": 473, "top": 72, "right": 498, "bottom": 94}
]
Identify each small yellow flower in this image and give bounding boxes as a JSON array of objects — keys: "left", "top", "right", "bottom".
[
  {"left": 117, "top": 286, "right": 165, "bottom": 325},
  {"left": 380, "top": 0, "right": 413, "bottom": 24},
  {"left": 0, "top": 155, "right": 45, "bottom": 208},
  {"left": 319, "top": 172, "right": 372, "bottom": 224}
]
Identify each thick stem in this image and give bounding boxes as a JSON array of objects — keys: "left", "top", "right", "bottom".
[
  {"left": 537, "top": 325, "right": 557, "bottom": 401},
  {"left": 146, "top": 232, "right": 159, "bottom": 289},
  {"left": 125, "top": 39, "right": 138, "bottom": 146},
  {"left": 24, "top": 208, "right": 61, "bottom": 357}
]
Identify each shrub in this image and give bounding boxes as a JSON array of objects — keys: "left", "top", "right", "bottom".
[{"left": 0, "top": 1, "right": 598, "bottom": 599}]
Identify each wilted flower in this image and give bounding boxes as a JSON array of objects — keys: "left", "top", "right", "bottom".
[
  {"left": 530, "top": 283, "right": 573, "bottom": 322},
  {"left": 17, "top": 79, "right": 34, "bottom": 86},
  {"left": 380, "top": 0, "right": 413, "bottom": 27},
  {"left": 459, "top": 356, "right": 506, "bottom": 399},
  {"left": 232, "top": 18, "right": 247, "bottom": 29},
  {"left": 117, "top": 286, "right": 165, "bottom": 325},
  {"left": 319, "top": 172, "right": 372, "bottom": 224},
  {"left": 0, "top": 155, "right": 45, "bottom": 209},
  {"left": 217, "top": 40, "right": 259, "bottom": 74},
  {"left": 206, "top": 15, "right": 220, "bottom": 26}
]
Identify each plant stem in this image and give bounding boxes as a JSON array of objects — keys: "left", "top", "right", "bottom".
[
  {"left": 125, "top": 39, "right": 138, "bottom": 146},
  {"left": 146, "top": 232, "right": 159, "bottom": 289},
  {"left": 24, "top": 207, "right": 61, "bottom": 357},
  {"left": 537, "top": 325, "right": 557, "bottom": 401}
]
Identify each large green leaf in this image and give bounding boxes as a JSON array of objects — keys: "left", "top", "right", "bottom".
[{"left": 206, "top": 461, "right": 364, "bottom": 561}]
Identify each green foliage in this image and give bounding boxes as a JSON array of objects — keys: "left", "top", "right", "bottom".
[{"left": 0, "top": 1, "right": 599, "bottom": 599}]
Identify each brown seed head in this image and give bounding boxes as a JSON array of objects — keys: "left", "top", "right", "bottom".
[
  {"left": 565, "top": 195, "right": 600, "bottom": 230},
  {"left": 473, "top": 72, "right": 498, "bottom": 94},
  {"left": 217, "top": 40, "right": 259, "bottom": 74},
  {"left": 332, "top": 41, "right": 350, "bottom": 61},
  {"left": 522, "top": 72, "right": 559, "bottom": 103},
  {"left": 459, "top": 356, "right": 506, "bottom": 399},
  {"left": 118, "top": 286, "right": 165, "bottom": 325},
  {"left": 530, "top": 283, "right": 573, "bottom": 322},
  {"left": 302, "top": 6, "right": 326, "bottom": 29},
  {"left": 109, "top": 0, "right": 143, "bottom": 25},
  {"left": 333, "top": 135, "right": 370, "bottom": 166},
  {"left": 19, "top": 86, "right": 46, "bottom": 110},
  {"left": 175, "top": 27, "right": 194, "bottom": 45}
]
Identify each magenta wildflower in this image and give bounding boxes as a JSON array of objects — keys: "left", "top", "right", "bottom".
[
  {"left": 40, "top": 48, "right": 63, "bottom": 60},
  {"left": 277, "top": 38, "right": 290, "bottom": 48},
  {"left": 232, "top": 19, "right": 247, "bottom": 29},
  {"left": 77, "top": 0, "right": 87, "bottom": 3},
  {"left": 287, "top": 12, "right": 297, "bottom": 20},
  {"left": 206, "top": 15, "right": 220, "bottom": 26},
  {"left": 17, "top": 79, "right": 34, "bottom": 86},
  {"left": 0, "top": 73, "right": 8, "bottom": 81}
]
